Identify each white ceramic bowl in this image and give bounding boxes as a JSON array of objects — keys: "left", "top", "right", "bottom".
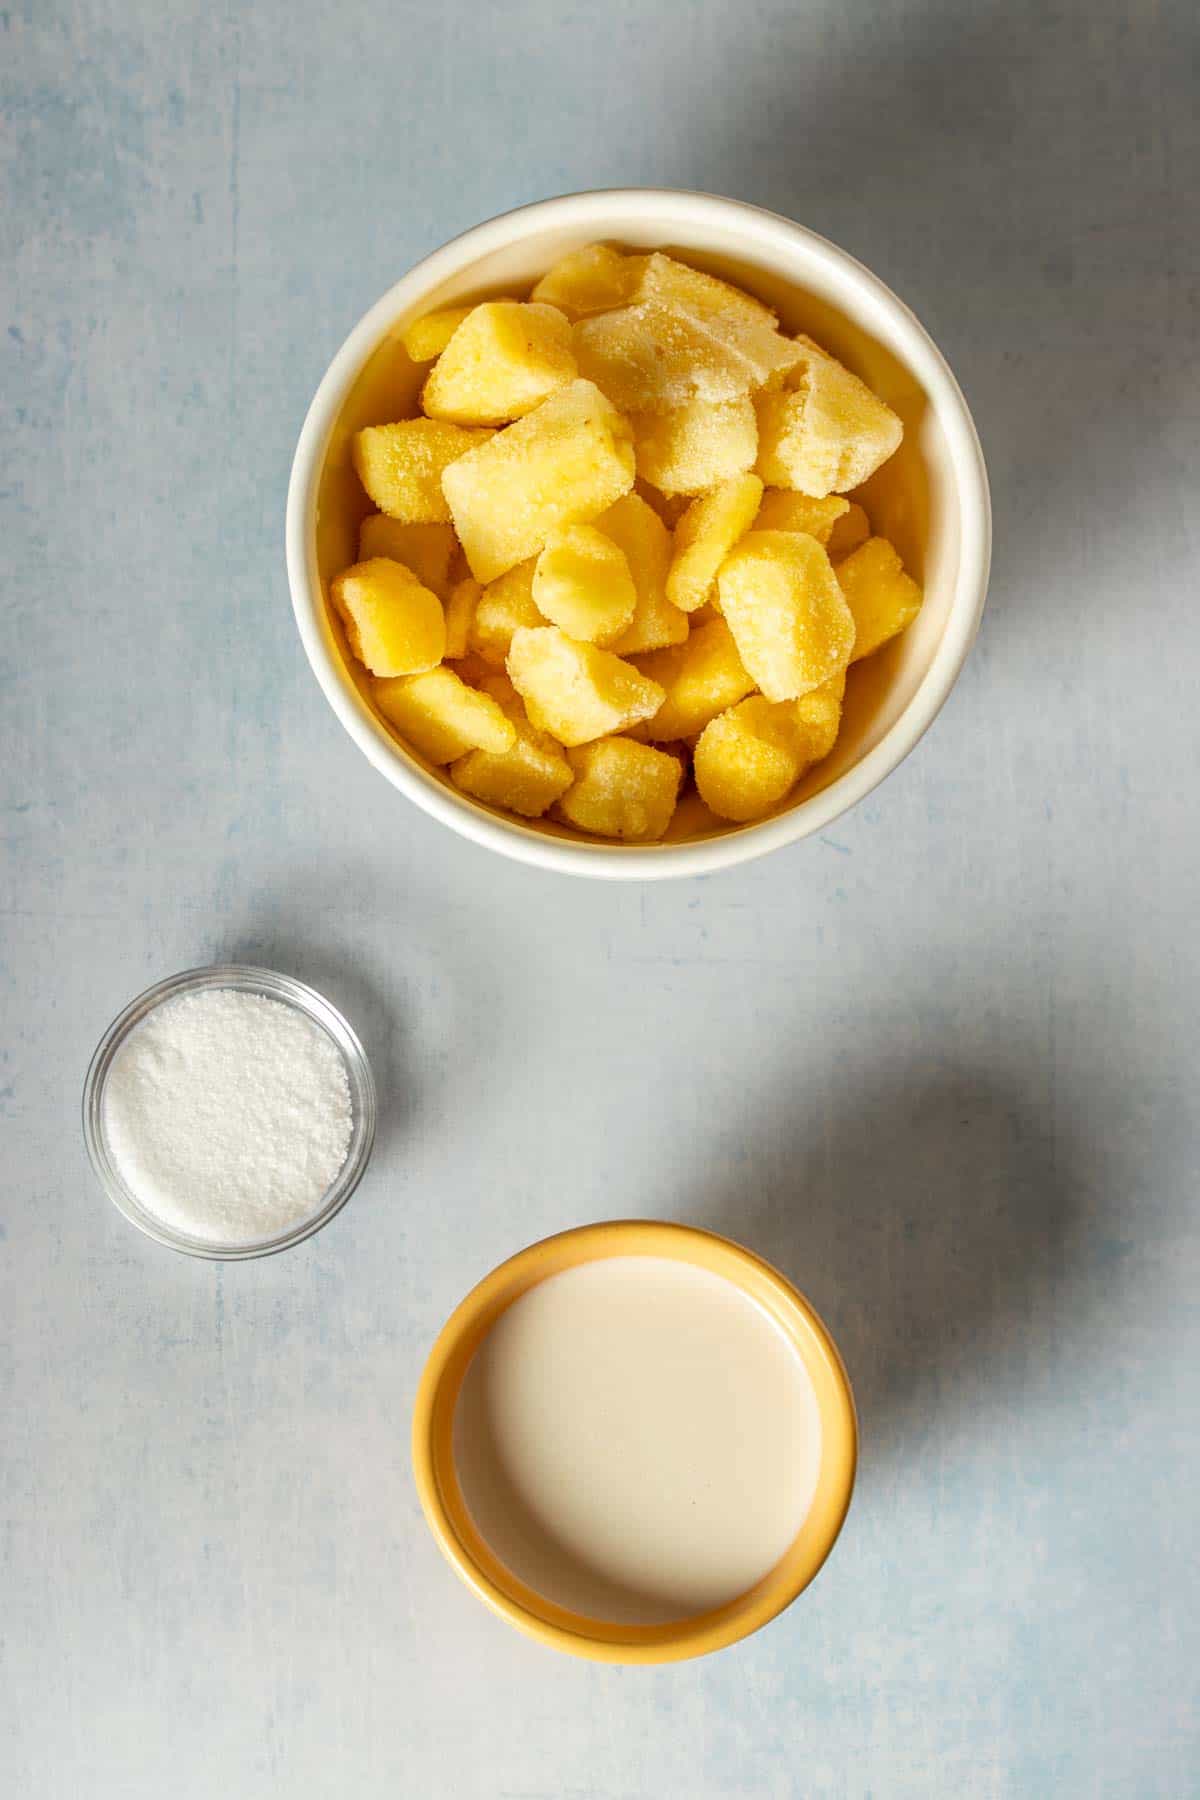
[{"left": 287, "top": 189, "right": 990, "bottom": 880}]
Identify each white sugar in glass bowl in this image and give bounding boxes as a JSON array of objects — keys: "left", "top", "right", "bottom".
[
  {"left": 287, "top": 189, "right": 990, "bottom": 880},
  {"left": 82, "top": 966, "right": 376, "bottom": 1260}
]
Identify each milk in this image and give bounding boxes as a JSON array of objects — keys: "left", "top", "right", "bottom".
[{"left": 453, "top": 1255, "right": 822, "bottom": 1626}]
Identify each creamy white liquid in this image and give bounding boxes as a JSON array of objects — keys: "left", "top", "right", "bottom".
[{"left": 453, "top": 1256, "right": 822, "bottom": 1625}]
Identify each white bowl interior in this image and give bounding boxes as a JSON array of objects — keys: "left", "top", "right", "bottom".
[{"left": 291, "top": 193, "right": 986, "bottom": 875}]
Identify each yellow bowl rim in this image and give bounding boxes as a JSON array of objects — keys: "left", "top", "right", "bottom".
[{"left": 411, "top": 1219, "right": 858, "bottom": 1664}]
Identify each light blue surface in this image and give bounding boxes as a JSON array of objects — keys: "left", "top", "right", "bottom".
[{"left": 3, "top": 2, "right": 1199, "bottom": 1795}]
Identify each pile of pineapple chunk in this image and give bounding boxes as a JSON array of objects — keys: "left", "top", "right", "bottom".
[{"left": 330, "top": 245, "right": 923, "bottom": 840}]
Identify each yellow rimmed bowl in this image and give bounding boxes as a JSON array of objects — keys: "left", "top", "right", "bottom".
[{"left": 412, "top": 1220, "right": 857, "bottom": 1663}]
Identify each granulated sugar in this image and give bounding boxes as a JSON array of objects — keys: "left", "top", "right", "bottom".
[{"left": 102, "top": 988, "right": 353, "bottom": 1245}]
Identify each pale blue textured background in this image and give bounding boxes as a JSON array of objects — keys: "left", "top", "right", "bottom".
[{"left": 3, "top": 2, "right": 1199, "bottom": 1795}]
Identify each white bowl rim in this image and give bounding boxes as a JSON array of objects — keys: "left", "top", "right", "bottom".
[{"left": 286, "top": 187, "right": 991, "bottom": 881}]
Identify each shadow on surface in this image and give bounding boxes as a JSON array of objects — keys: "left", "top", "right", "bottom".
[
  {"left": 659, "top": 0, "right": 1200, "bottom": 626},
  {"left": 692, "top": 1052, "right": 1109, "bottom": 1465}
]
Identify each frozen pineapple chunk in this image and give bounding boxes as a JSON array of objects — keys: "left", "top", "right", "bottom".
[
  {"left": 824, "top": 501, "right": 871, "bottom": 561},
  {"left": 507, "top": 626, "right": 664, "bottom": 747},
  {"left": 836, "top": 537, "right": 923, "bottom": 660},
  {"left": 353, "top": 419, "right": 492, "bottom": 523},
  {"left": 443, "top": 576, "right": 480, "bottom": 659},
  {"left": 694, "top": 697, "right": 806, "bottom": 822},
  {"left": 755, "top": 337, "right": 903, "bottom": 497},
  {"left": 666, "top": 474, "right": 763, "bottom": 613},
  {"left": 694, "top": 674, "right": 845, "bottom": 822},
  {"left": 754, "top": 491, "right": 849, "bottom": 545},
  {"left": 574, "top": 302, "right": 738, "bottom": 413},
  {"left": 373, "top": 666, "right": 515, "bottom": 764},
  {"left": 330, "top": 558, "right": 445, "bottom": 677},
  {"left": 357, "top": 516, "right": 457, "bottom": 597},
  {"left": 450, "top": 675, "right": 574, "bottom": 818},
  {"left": 575, "top": 301, "right": 795, "bottom": 414},
  {"left": 634, "top": 252, "right": 778, "bottom": 329},
  {"left": 634, "top": 617, "right": 755, "bottom": 741},
  {"left": 632, "top": 396, "right": 758, "bottom": 496},
  {"left": 442, "top": 379, "right": 635, "bottom": 583},
  {"left": 718, "top": 530, "right": 855, "bottom": 701},
  {"left": 470, "top": 560, "right": 545, "bottom": 666},
  {"left": 422, "top": 302, "right": 576, "bottom": 426},
  {"left": 792, "top": 669, "right": 846, "bottom": 762},
  {"left": 401, "top": 306, "right": 475, "bottom": 362},
  {"left": 599, "top": 494, "right": 689, "bottom": 655},
  {"left": 533, "top": 525, "right": 637, "bottom": 645},
  {"left": 531, "top": 244, "right": 643, "bottom": 319},
  {"left": 558, "top": 737, "right": 682, "bottom": 842}
]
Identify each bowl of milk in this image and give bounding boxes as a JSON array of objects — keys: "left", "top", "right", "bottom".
[{"left": 412, "top": 1220, "right": 857, "bottom": 1662}]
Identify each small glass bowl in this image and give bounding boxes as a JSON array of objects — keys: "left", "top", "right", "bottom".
[{"left": 82, "top": 964, "right": 377, "bottom": 1260}]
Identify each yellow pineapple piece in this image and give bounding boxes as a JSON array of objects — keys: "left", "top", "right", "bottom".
[
  {"left": 633, "top": 617, "right": 755, "bottom": 741},
  {"left": 470, "top": 560, "right": 545, "bottom": 666},
  {"left": 575, "top": 300, "right": 794, "bottom": 414},
  {"left": 558, "top": 737, "right": 682, "bottom": 842},
  {"left": 633, "top": 252, "right": 778, "bottom": 329},
  {"left": 694, "top": 668, "right": 847, "bottom": 823},
  {"left": 330, "top": 558, "right": 445, "bottom": 677},
  {"left": 373, "top": 666, "right": 515, "bottom": 764},
  {"left": 694, "top": 697, "right": 806, "bottom": 822},
  {"left": 531, "top": 244, "right": 644, "bottom": 318},
  {"left": 754, "top": 337, "right": 902, "bottom": 497},
  {"left": 574, "top": 302, "right": 738, "bottom": 413},
  {"left": 824, "top": 501, "right": 871, "bottom": 560},
  {"left": 718, "top": 530, "right": 854, "bottom": 701},
  {"left": 666, "top": 473, "right": 763, "bottom": 613},
  {"left": 443, "top": 576, "right": 480, "bottom": 659},
  {"left": 792, "top": 669, "right": 846, "bottom": 762},
  {"left": 506, "top": 626, "right": 664, "bottom": 747},
  {"left": 450, "top": 675, "right": 574, "bottom": 818},
  {"left": 599, "top": 494, "right": 689, "bottom": 655},
  {"left": 422, "top": 302, "right": 576, "bottom": 426},
  {"left": 632, "top": 396, "right": 757, "bottom": 496},
  {"left": 836, "top": 537, "right": 923, "bottom": 660},
  {"left": 753, "top": 490, "right": 849, "bottom": 545},
  {"left": 442, "top": 379, "right": 635, "bottom": 583},
  {"left": 353, "top": 419, "right": 492, "bottom": 523},
  {"left": 655, "top": 739, "right": 693, "bottom": 778},
  {"left": 357, "top": 516, "right": 457, "bottom": 597},
  {"left": 401, "top": 306, "right": 475, "bottom": 362},
  {"left": 532, "top": 524, "right": 637, "bottom": 644}
]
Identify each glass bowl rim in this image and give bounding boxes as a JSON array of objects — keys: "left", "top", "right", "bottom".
[{"left": 81, "top": 963, "right": 377, "bottom": 1261}]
